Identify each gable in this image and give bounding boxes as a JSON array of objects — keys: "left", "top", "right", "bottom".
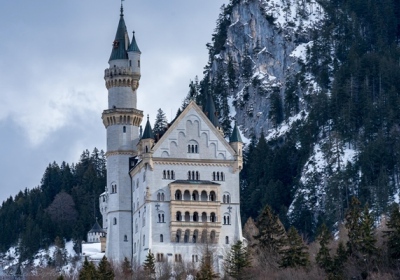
[{"left": 152, "top": 102, "right": 235, "bottom": 160}]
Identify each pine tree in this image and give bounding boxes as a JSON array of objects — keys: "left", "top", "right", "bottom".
[
  {"left": 330, "top": 241, "right": 347, "bottom": 280},
  {"left": 358, "top": 204, "right": 377, "bottom": 257},
  {"left": 316, "top": 224, "right": 333, "bottom": 272},
  {"left": 279, "top": 226, "right": 310, "bottom": 268},
  {"left": 153, "top": 108, "right": 168, "bottom": 138},
  {"left": 196, "top": 253, "right": 219, "bottom": 280},
  {"left": 386, "top": 203, "right": 400, "bottom": 261},
  {"left": 345, "top": 197, "right": 362, "bottom": 255},
  {"left": 79, "top": 257, "right": 99, "bottom": 280},
  {"left": 143, "top": 250, "right": 156, "bottom": 279},
  {"left": 225, "top": 240, "right": 251, "bottom": 279},
  {"left": 121, "top": 257, "right": 133, "bottom": 278},
  {"left": 97, "top": 255, "right": 114, "bottom": 280},
  {"left": 254, "top": 205, "right": 286, "bottom": 255}
]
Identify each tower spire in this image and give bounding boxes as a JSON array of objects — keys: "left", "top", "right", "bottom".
[{"left": 120, "top": 0, "right": 124, "bottom": 16}]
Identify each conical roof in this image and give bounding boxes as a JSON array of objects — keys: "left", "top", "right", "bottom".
[
  {"left": 203, "top": 92, "right": 221, "bottom": 128},
  {"left": 109, "top": 5, "right": 129, "bottom": 61},
  {"left": 142, "top": 115, "right": 154, "bottom": 139},
  {"left": 230, "top": 122, "right": 243, "bottom": 143},
  {"left": 128, "top": 31, "right": 141, "bottom": 53},
  {"left": 88, "top": 220, "right": 105, "bottom": 233}
]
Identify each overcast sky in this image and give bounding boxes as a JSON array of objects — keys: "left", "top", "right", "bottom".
[{"left": 0, "top": 0, "right": 228, "bottom": 204}]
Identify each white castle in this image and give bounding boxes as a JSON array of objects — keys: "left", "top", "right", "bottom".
[{"left": 99, "top": 5, "right": 243, "bottom": 270}]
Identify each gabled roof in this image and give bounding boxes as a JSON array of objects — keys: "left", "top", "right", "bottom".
[
  {"left": 127, "top": 31, "right": 141, "bottom": 53},
  {"left": 109, "top": 5, "right": 129, "bottom": 62},
  {"left": 89, "top": 220, "right": 105, "bottom": 234},
  {"left": 230, "top": 123, "right": 243, "bottom": 143},
  {"left": 152, "top": 101, "right": 236, "bottom": 156},
  {"left": 142, "top": 115, "right": 154, "bottom": 140}
]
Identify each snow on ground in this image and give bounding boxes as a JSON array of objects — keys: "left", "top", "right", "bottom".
[
  {"left": 266, "top": 110, "right": 308, "bottom": 141},
  {"left": 82, "top": 242, "right": 104, "bottom": 261}
]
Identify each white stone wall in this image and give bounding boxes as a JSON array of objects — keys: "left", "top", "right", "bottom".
[{"left": 108, "top": 87, "right": 137, "bottom": 109}]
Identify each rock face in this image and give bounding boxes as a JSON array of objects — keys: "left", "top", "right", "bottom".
[{"left": 207, "top": 0, "right": 325, "bottom": 138}]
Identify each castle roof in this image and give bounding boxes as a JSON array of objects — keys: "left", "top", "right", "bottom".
[
  {"left": 171, "top": 180, "right": 221, "bottom": 185},
  {"left": 203, "top": 92, "right": 221, "bottom": 129},
  {"left": 142, "top": 115, "right": 154, "bottom": 139},
  {"left": 88, "top": 220, "right": 106, "bottom": 234},
  {"left": 109, "top": 5, "right": 129, "bottom": 61},
  {"left": 127, "top": 31, "right": 141, "bottom": 53},
  {"left": 229, "top": 123, "right": 243, "bottom": 143}
]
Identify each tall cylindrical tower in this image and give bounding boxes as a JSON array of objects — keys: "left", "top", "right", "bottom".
[{"left": 101, "top": 5, "right": 143, "bottom": 262}]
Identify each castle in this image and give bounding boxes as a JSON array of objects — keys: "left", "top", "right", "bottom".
[{"left": 98, "top": 5, "right": 243, "bottom": 270}]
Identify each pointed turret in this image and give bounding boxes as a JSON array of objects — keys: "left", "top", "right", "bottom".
[
  {"left": 229, "top": 123, "right": 243, "bottom": 143},
  {"left": 128, "top": 31, "right": 141, "bottom": 53},
  {"left": 204, "top": 92, "right": 223, "bottom": 135},
  {"left": 109, "top": 5, "right": 129, "bottom": 62},
  {"left": 142, "top": 115, "right": 154, "bottom": 140},
  {"left": 229, "top": 122, "right": 243, "bottom": 172}
]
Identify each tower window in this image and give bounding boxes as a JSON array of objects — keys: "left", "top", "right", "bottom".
[
  {"left": 160, "top": 234, "right": 163, "bottom": 242},
  {"left": 129, "top": 60, "right": 132, "bottom": 67},
  {"left": 124, "top": 235, "right": 128, "bottom": 242},
  {"left": 113, "top": 218, "right": 117, "bottom": 225},
  {"left": 138, "top": 60, "right": 140, "bottom": 67},
  {"left": 226, "top": 236, "right": 229, "bottom": 244},
  {"left": 123, "top": 126, "right": 126, "bottom": 133}
]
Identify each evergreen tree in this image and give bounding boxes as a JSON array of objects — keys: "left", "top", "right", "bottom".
[
  {"left": 153, "top": 108, "right": 168, "bottom": 138},
  {"left": 97, "top": 255, "right": 114, "bottom": 280},
  {"left": 121, "top": 257, "right": 133, "bottom": 278},
  {"left": 143, "top": 250, "right": 156, "bottom": 279},
  {"left": 316, "top": 224, "right": 332, "bottom": 272},
  {"left": 345, "top": 197, "right": 362, "bottom": 256},
  {"left": 279, "top": 226, "right": 310, "bottom": 268},
  {"left": 79, "top": 257, "right": 99, "bottom": 280},
  {"left": 254, "top": 205, "right": 286, "bottom": 255},
  {"left": 225, "top": 240, "right": 251, "bottom": 279},
  {"left": 196, "top": 253, "right": 219, "bottom": 280},
  {"left": 330, "top": 242, "right": 348, "bottom": 280}
]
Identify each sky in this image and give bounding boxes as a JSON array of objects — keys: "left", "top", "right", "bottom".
[{"left": 0, "top": 0, "right": 228, "bottom": 204}]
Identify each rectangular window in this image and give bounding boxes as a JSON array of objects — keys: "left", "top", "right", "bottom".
[{"left": 157, "top": 253, "right": 164, "bottom": 262}]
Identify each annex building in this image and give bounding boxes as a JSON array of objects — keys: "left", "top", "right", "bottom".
[{"left": 98, "top": 5, "right": 243, "bottom": 271}]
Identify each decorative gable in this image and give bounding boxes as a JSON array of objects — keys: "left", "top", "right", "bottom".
[{"left": 152, "top": 102, "right": 235, "bottom": 160}]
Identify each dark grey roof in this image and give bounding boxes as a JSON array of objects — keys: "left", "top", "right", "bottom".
[
  {"left": 171, "top": 180, "right": 220, "bottom": 185},
  {"left": 203, "top": 92, "right": 221, "bottom": 128},
  {"left": 89, "top": 220, "right": 106, "bottom": 234},
  {"left": 230, "top": 123, "right": 243, "bottom": 143},
  {"left": 142, "top": 115, "right": 154, "bottom": 140},
  {"left": 128, "top": 31, "right": 141, "bottom": 53},
  {"left": 109, "top": 6, "right": 129, "bottom": 61}
]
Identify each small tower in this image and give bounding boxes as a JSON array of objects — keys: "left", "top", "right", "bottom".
[
  {"left": 203, "top": 92, "right": 224, "bottom": 135},
  {"left": 138, "top": 115, "right": 155, "bottom": 169},
  {"left": 87, "top": 219, "right": 106, "bottom": 243},
  {"left": 101, "top": 3, "right": 144, "bottom": 263},
  {"left": 127, "top": 31, "right": 141, "bottom": 91},
  {"left": 230, "top": 122, "right": 243, "bottom": 172}
]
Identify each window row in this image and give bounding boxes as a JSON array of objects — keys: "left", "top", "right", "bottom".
[
  {"left": 155, "top": 253, "right": 182, "bottom": 263},
  {"left": 175, "top": 229, "right": 217, "bottom": 243},
  {"left": 212, "top": 172, "right": 225, "bottom": 181},
  {"left": 162, "top": 170, "right": 175, "bottom": 180},
  {"left": 188, "top": 144, "right": 198, "bottom": 154},
  {"left": 175, "top": 211, "right": 217, "bottom": 223},
  {"left": 187, "top": 171, "right": 200, "bottom": 180},
  {"left": 174, "top": 190, "right": 216, "bottom": 202}
]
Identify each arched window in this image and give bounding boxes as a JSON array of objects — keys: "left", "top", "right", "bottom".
[
  {"left": 113, "top": 218, "right": 117, "bottom": 225},
  {"left": 160, "top": 234, "right": 164, "bottom": 243},
  {"left": 176, "top": 211, "right": 182, "bottom": 221},
  {"left": 201, "top": 191, "right": 207, "bottom": 201},
  {"left": 188, "top": 145, "right": 191, "bottom": 153},
  {"left": 175, "top": 190, "right": 182, "bottom": 200},
  {"left": 193, "top": 212, "right": 199, "bottom": 222},
  {"left": 223, "top": 195, "right": 226, "bottom": 203},
  {"left": 210, "top": 212, "right": 216, "bottom": 222},
  {"left": 184, "top": 211, "right": 190, "bottom": 222},
  {"left": 188, "top": 171, "right": 191, "bottom": 180},
  {"left": 162, "top": 214, "right": 165, "bottom": 223},
  {"left": 217, "top": 172, "right": 220, "bottom": 181},
  {"left": 124, "top": 235, "right": 128, "bottom": 242},
  {"left": 195, "top": 145, "right": 198, "bottom": 153},
  {"left": 226, "top": 236, "right": 229, "bottom": 244},
  {"left": 224, "top": 216, "right": 226, "bottom": 225},
  {"left": 163, "top": 170, "right": 166, "bottom": 179},
  {"left": 123, "top": 126, "right": 126, "bottom": 133},
  {"left": 201, "top": 230, "right": 207, "bottom": 243},
  {"left": 176, "top": 230, "right": 181, "bottom": 243},
  {"left": 158, "top": 213, "right": 161, "bottom": 223},
  {"left": 209, "top": 191, "right": 216, "bottom": 202},
  {"left": 221, "top": 172, "right": 224, "bottom": 181},
  {"left": 193, "top": 230, "right": 198, "bottom": 243},
  {"left": 213, "top": 172, "right": 216, "bottom": 181},
  {"left": 171, "top": 171, "right": 175, "bottom": 180},
  {"left": 201, "top": 212, "right": 207, "bottom": 222},
  {"left": 184, "top": 190, "right": 190, "bottom": 201},
  {"left": 184, "top": 230, "right": 190, "bottom": 243},
  {"left": 227, "top": 195, "right": 230, "bottom": 203},
  {"left": 192, "top": 190, "right": 198, "bottom": 201},
  {"left": 167, "top": 170, "right": 170, "bottom": 179},
  {"left": 196, "top": 171, "right": 199, "bottom": 180},
  {"left": 157, "top": 193, "right": 161, "bottom": 201},
  {"left": 191, "top": 145, "right": 195, "bottom": 153},
  {"left": 210, "top": 231, "right": 216, "bottom": 243},
  {"left": 161, "top": 193, "right": 165, "bottom": 201}
]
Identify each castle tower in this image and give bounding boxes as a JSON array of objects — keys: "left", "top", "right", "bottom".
[{"left": 101, "top": 4, "right": 143, "bottom": 262}]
